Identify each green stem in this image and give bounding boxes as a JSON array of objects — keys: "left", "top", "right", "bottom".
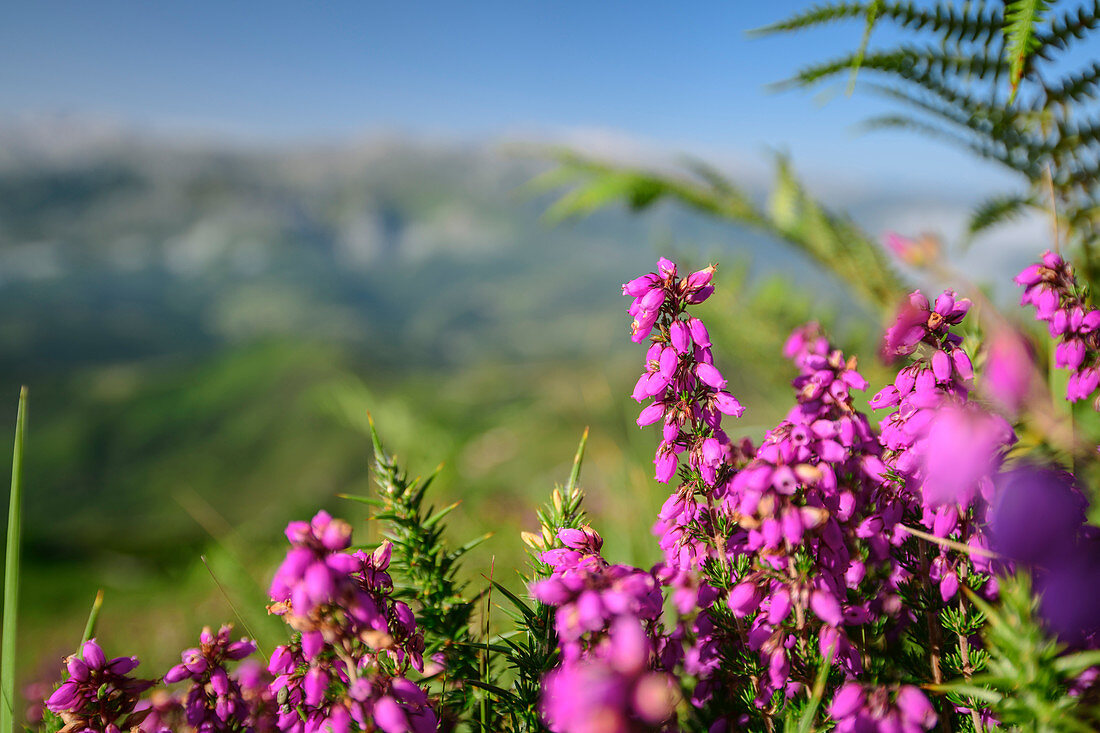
[{"left": 2, "top": 387, "right": 27, "bottom": 733}]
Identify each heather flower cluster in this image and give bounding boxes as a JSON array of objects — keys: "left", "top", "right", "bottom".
[
  {"left": 1016, "top": 250, "right": 1100, "bottom": 406},
  {"left": 158, "top": 625, "right": 262, "bottom": 732},
  {"left": 870, "top": 289, "right": 1013, "bottom": 603},
  {"left": 35, "top": 251, "right": 1100, "bottom": 733},
  {"left": 624, "top": 258, "right": 744, "bottom": 486},
  {"left": 46, "top": 640, "right": 154, "bottom": 733},
  {"left": 265, "top": 513, "right": 435, "bottom": 733},
  {"left": 827, "top": 683, "right": 937, "bottom": 733},
  {"left": 41, "top": 512, "right": 436, "bottom": 733}
]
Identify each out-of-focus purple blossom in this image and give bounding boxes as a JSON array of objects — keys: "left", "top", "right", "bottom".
[
  {"left": 982, "top": 329, "right": 1036, "bottom": 416},
  {"left": 827, "top": 683, "right": 937, "bottom": 732},
  {"left": 1037, "top": 549, "right": 1100, "bottom": 646},
  {"left": 919, "top": 404, "right": 1013, "bottom": 508},
  {"left": 541, "top": 618, "right": 680, "bottom": 733},
  {"left": 992, "top": 466, "right": 1086, "bottom": 566},
  {"left": 884, "top": 231, "right": 940, "bottom": 267}
]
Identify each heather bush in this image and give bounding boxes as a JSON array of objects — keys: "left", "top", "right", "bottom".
[
  {"left": 11, "top": 246, "right": 1100, "bottom": 733},
  {"left": 7, "top": 2, "right": 1100, "bottom": 731}
]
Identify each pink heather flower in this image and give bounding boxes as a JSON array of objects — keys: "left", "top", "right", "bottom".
[
  {"left": 918, "top": 403, "right": 1012, "bottom": 508},
  {"left": 1016, "top": 251, "right": 1100, "bottom": 407},
  {"left": 882, "top": 293, "right": 930, "bottom": 360},
  {"left": 828, "top": 683, "right": 865, "bottom": 720},
  {"left": 695, "top": 362, "right": 726, "bottom": 390},
  {"left": 829, "top": 684, "right": 937, "bottom": 732},
  {"left": 688, "top": 317, "right": 710, "bottom": 347},
  {"left": 884, "top": 231, "right": 939, "bottom": 266},
  {"left": 637, "top": 403, "right": 664, "bottom": 427},
  {"left": 46, "top": 639, "right": 155, "bottom": 732},
  {"left": 726, "top": 581, "right": 762, "bottom": 617},
  {"left": 622, "top": 273, "right": 658, "bottom": 297},
  {"left": 540, "top": 619, "right": 678, "bottom": 733},
  {"left": 809, "top": 589, "right": 842, "bottom": 627},
  {"left": 669, "top": 320, "right": 692, "bottom": 354}
]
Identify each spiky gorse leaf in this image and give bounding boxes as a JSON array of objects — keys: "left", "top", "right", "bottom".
[
  {"left": 936, "top": 574, "right": 1100, "bottom": 732},
  {"left": 351, "top": 416, "right": 484, "bottom": 720},
  {"left": 499, "top": 429, "right": 590, "bottom": 732}
]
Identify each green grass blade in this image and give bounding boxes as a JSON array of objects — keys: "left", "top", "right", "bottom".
[
  {"left": 566, "top": 426, "right": 589, "bottom": 492},
  {"left": 794, "top": 638, "right": 836, "bottom": 733},
  {"left": 2, "top": 386, "right": 28, "bottom": 733},
  {"left": 78, "top": 590, "right": 105, "bottom": 651}
]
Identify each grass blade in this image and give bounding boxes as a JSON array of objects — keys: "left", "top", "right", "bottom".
[
  {"left": 2, "top": 386, "right": 28, "bottom": 733},
  {"left": 78, "top": 590, "right": 105, "bottom": 651},
  {"left": 566, "top": 427, "right": 589, "bottom": 492}
]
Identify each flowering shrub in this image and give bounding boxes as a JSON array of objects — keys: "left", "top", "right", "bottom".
[{"left": 25, "top": 250, "right": 1100, "bottom": 733}]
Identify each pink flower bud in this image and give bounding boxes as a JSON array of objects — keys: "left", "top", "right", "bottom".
[
  {"left": 1015, "top": 263, "right": 1043, "bottom": 285},
  {"left": 931, "top": 349, "right": 952, "bottom": 382},
  {"left": 828, "top": 683, "right": 865, "bottom": 719},
  {"left": 659, "top": 346, "right": 678, "bottom": 379},
  {"left": 688, "top": 317, "right": 711, "bottom": 347},
  {"left": 696, "top": 363, "right": 726, "bottom": 390},
  {"left": 726, "top": 581, "right": 762, "bottom": 617},
  {"left": 46, "top": 681, "right": 80, "bottom": 712},
  {"left": 82, "top": 640, "right": 106, "bottom": 669},
  {"left": 670, "top": 320, "right": 692, "bottom": 354},
  {"left": 637, "top": 403, "right": 664, "bottom": 427},
  {"left": 713, "top": 392, "right": 744, "bottom": 417},
  {"left": 622, "top": 273, "right": 658, "bottom": 297},
  {"left": 655, "top": 449, "right": 677, "bottom": 483},
  {"left": 304, "top": 667, "right": 328, "bottom": 707},
  {"left": 810, "top": 589, "right": 842, "bottom": 626},
  {"left": 684, "top": 265, "right": 716, "bottom": 291}
]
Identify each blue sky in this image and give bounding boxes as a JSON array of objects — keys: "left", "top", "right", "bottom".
[{"left": 2, "top": 2, "right": 1093, "bottom": 191}]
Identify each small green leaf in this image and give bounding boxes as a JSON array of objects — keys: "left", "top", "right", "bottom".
[
  {"left": 424, "top": 501, "right": 461, "bottom": 528},
  {"left": 461, "top": 679, "right": 520, "bottom": 704},
  {"left": 489, "top": 580, "right": 535, "bottom": 621}
]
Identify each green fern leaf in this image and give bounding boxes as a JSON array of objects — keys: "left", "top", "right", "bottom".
[
  {"left": 1037, "top": 0, "right": 1100, "bottom": 52},
  {"left": 1005, "top": 0, "right": 1054, "bottom": 98},
  {"left": 967, "top": 193, "right": 1037, "bottom": 240},
  {"left": 753, "top": 1, "right": 1005, "bottom": 45},
  {"left": 1042, "top": 60, "right": 1100, "bottom": 105}
]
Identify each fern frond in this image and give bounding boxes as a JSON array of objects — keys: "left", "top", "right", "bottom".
[
  {"left": 777, "top": 46, "right": 1008, "bottom": 91},
  {"left": 860, "top": 85, "right": 1045, "bottom": 177},
  {"left": 1051, "top": 115, "right": 1100, "bottom": 160},
  {"left": 540, "top": 152, "right": 906, "bottom": 309},
  {"left": 1036, "top": 0, "right": 1100, "bottom": 53},
  {"left": 849, "top": 0, "right": 885, "bottom": 88},
  {"left": 966, "top": 193, "right": 1037, "bottom": 240},
  {"left": 753, "top": 1, "right": 1005, "bottom": 44},
  {"left": 1042, "top": 60, "right": 1100, "bottom": 106},
  {"left": 1004, "top": 0, "right": 1053, "bottom": 97}
]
